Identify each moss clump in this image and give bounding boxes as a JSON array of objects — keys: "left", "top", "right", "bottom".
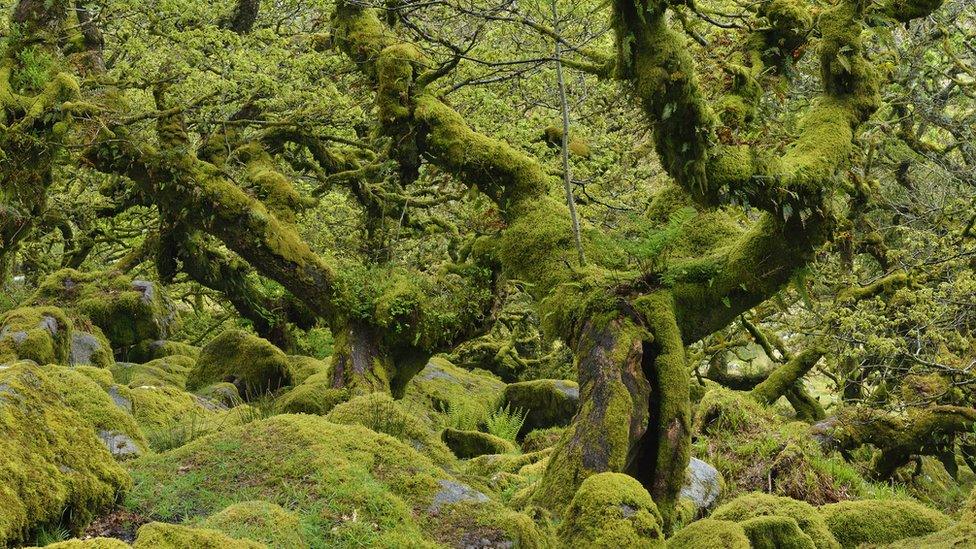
[
  {"left": 711, "top": 493, "right": 839, "bottom": 549},
  {"left": 465, "top": 448, "right": 553, "bottom": 479},
  {"left": 276, "top": 373, "right": 347, "bottom": 415},
  {"left": 31, "top": 269, "right": 172, "bottom": 349},
  {"left": 201, "top": 500, "right": 305, "bottom": 549},
  {"left": 557, "top": 472, "right": 664, "bottom": 547},
  {"left": 196, "top": 382, "right": 242, "bottom": 407},
  {"left": 739, "top": 515, "right": 817, "bottom": 549},
  {"left": 326, "top": 392, "right": 455, "bottom": 466},
  {"left": 126, "top": 414, "right": 547, "bottom": 547},
  {"left": 0, "top": 306, "right": 72, "bottom": 365},
  {"left": 132, "top": 522, "right": 263, "bottom": 548},
  {"left": 666, "top": 519, "right": 750, "bottom": 548},
  {"left": 118, "top": 355, "right": 196, "bottom": 389},
  {"left": 0, "top": 361, "right": 131, "bottom": 545},
  {"left": 442, "top": 428, "right": 516, "bottom": 458},
  {"left": 188, "top": 329, "right": 292, "bottom": 398},
  {"left": 502, "top": 379, "right": 579, "bottom": 435},
  {"left": 820, "top": 499, "right": 950, "bottom": 548},
  {"left": 128, "top": 384, "right": 220, "bottom": 434},
  {"left": 128, "top": 340, "right": 200, "bottom": 364}
]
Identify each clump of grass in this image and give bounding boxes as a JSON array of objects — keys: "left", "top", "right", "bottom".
[
  {"left": 33, "top": 524, "right": 70, "bottom": 546},
  {"left": 484, "top": 404, "right": 527, "bottom": 442},
  {"left": 147, "top": 412, "right": 204, "bottom": 452}
]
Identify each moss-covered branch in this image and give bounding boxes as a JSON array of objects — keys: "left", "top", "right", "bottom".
[{"left": 750, "top": 348, "right": 825, "bottom": 406}]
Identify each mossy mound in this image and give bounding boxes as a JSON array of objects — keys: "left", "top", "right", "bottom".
[
  {"left": 693, "top": 388, "right": 862, "bottom": 504},
  {"left": 325, "top": 392, "right": 455, "bottom": 466},
  {"left": 667, "top": 519, "right": 750, "bottom": 548},
  {"left": 132, "top": 522, "right": 263, "bottom": 548},
  {"left": 557, "top": 472, "right": 664, "bottom": 547},
  {"left": 188, "top": 329, "right": 292, "bottom": 398},
  {"left": 286, "top": 355, "right": 330, "bottom": 385},
  {"left": 275, "top": 372, "right": 347, "bottom": 415},
  {"left": 402, "top": 356, "right": 505, "bottom": 424},
  {"left": 0, "top": 306, "right": 71, "bottom": 365},
  {"left": 711, "top": 492, "right": 840, "bottom": 549},
  {"left": 128, "top": 340, "right": 200, "bottom": 364},
  {"left": 128, "top": 384, "right": 223, "bottom": 439},
  {"left": 739, "top": 515, "right": 817, "bottom": 549},
  {"left": 0, "top": 361, "right": 131, "bottom": 545},
  {"left": 197, "top": 382, "right": 242, "bottom": 407},
  {"left": 125, "top": 414, "right": 548, "bottom": 547},
  {"left": 502, "top": 379, "right": 579, "bottom": 435},
  {"left": 201, "top": 500, "right": 306, "bottom": 549},
  {"left": 116, "top": 355, "right": 196, "bottom": 389},
  {"left": 880, "top": 522, "right": 976, "bottom": 548},
  {"left": 31, "top": 269, "right": 172, "bottom": 349},
  {"left": 465, "top": 448, "right": 553, "bottom": 478},
  {"left": 44, "top": 365, "right": 147, "bottom": 458},
  {"left": 442, "top": 428, "right": 517, "bottom": 458},
  {"left": 821, "top": 499, "right": 951, "bottom": 548}
]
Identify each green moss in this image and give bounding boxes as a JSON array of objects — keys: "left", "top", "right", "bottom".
[
  {"left": 286, "top": 355, "right": 330, "bottom": 385},
  {"left": 0, "top": 306, "right": 72, "bottom": 365},
  {"left": 128, "top": 384, "right": 220, "bottom": 435},
  {"left": 465, "top": 449, "right": 553, "bottom": 479},
  {"left": 188, "top": 329, "right": 292, "bottom": 398},
  {"left": 129, "top": 340, "right": 200, "bottom": 364},
  {"left": 126, "top": 413, "right": 547, "bottom": 547},
  {"left": 30, "top": 538, "right": 131, "bottom": 548},
  {"left": 0, "top": 361, "right": 131, "bottom": 545},
  {"left": 441, "top": 428, "right": 516, "bottom": 459},
  {"left": 326, "top": 392, "right": 455, "bottom": 466},
  {"left": 69, "top": 324, "right": 115, "bottom": 369},
  {"left": 276, "top": 374, "right": 347, "bottom": 415},
  {"left": 118, "top": 355, "right": 196, "bottom": 389},
  {"left": 196, "top": 382, "right": 242, "bottom": 407},
  {"left": 201, "top": 500, "right": 306, "bottom": 548},
  {"left": 666, "top": 519, "right": 750, "bottom": 548},
  {"left": 133, "top": 522, "right": 263, "bottom": 548},
  {"left": 557, "top": 472, "right": 664, "bottom": 547},
  {"left": 739, "top": 515, "right": 817, "bottom": 549},
  {"left": 711, "top": 493, "right": 839, "bottom": 549},
  {"left": 31, "top": 269, "right": 172, "bottom": 349},
  {"left": 821, "top": 499, "right": 951, "bottom": 548}
]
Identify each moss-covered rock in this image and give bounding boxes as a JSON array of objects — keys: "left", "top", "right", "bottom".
[
  {"left": 0, "top": 361, "right": 131, "bottom": 545},
  {"left": 821, "top": 499, "right": 951, "bottom": 548},
  {"left": 188, "top": 329, "right": 292, "bottom": 398},
  {"left": 69, "top": 325, "right": 114, "bottom": 369},
  {"left": 132, "top": 522, "right": 263, "bottom": 548},
  {"left": 286, "top": 355, "right": 330, "bottom": 385},
  {"left": 275, "top": 372, "right": 346, "bottom": 415},
  {"left": 117, "top": 355, "right": 196, "bottom": 389},
  {"left": 442, "top": 428, "right": 517, "bottom": 458},
  {"left": 128, "top": 339, "right": 200, "bottom": 364},
  {"left": 711, "top": 493, "right": 840, "bottom": 549},
  {"left": 201, "top": 500, "right": 305, "bottom": 549},
  {"left": 197, "top": 382, "right": 242, "bottom": 407},
  {"left": 128, "top": 384, "right": 222, "bottom": 435},
  {"left": 31, "top": 269, "right": 173, "bottom": 349},
  {"left": 502, "top": 379, "right": 579, "bottom": 435},
  {"left": 44, "top": 365, "right": 147, "bottom": 458},
  {"left": 402, "top": 356, "right": 505, "bottom": 424},
  {"left": 880, "top": 522, "right": 976, "bottom": 548},
  {"left": 465, "top": 448, "right": 553, "bottom": 478},
  {"left": 0, "top": 306, "right": 71, "bottom": 365},
  {"left": 666, "top": 519, "right": 750, "bottom": 548},
  {"left": 326, "top": 392, "right": 455, "bottom": 466},
  {"left": 679, "top": 458, "right": 723, "bottom": 516},
  {"left": 739, "top": 515, "right": 817, "bottom": 549},
  {"left": 125, "top": 414, "right": 548, "bottom": 547},
  {"left": 557, "top": 472, "right": 664, "bottom": 548}
]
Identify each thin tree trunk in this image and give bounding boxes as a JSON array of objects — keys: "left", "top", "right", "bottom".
[{"left": 552, "top": 0, "right": 585, "bottom": 266}]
